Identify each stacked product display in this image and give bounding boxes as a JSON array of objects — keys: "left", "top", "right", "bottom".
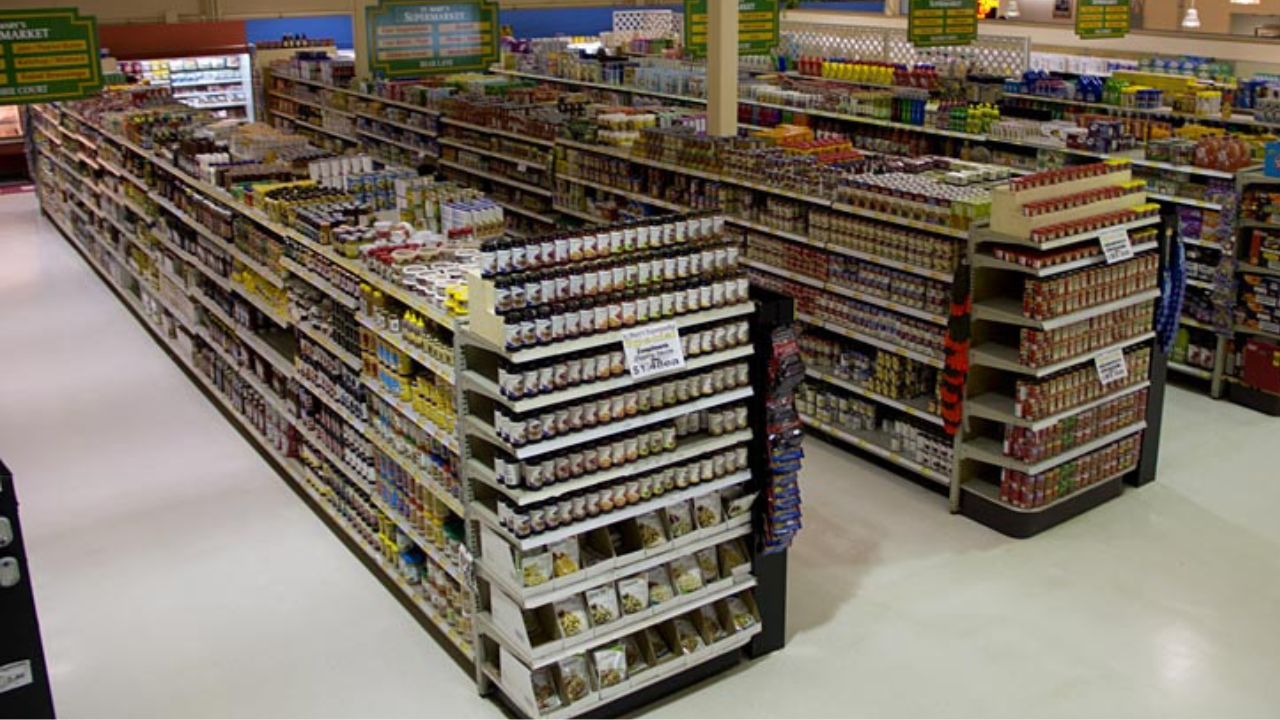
[
  {"left": 958, "top": 161, "right": 1163, "bottom": 536},
  {"left": 1220, "top": 173, "right": 1280, "bottom": 414},
  {"left": 28, "top": 79, "right": 785, "bottom": 716},
  {"left": 457, "top": 213, "right": 766, "bottom": 717}
]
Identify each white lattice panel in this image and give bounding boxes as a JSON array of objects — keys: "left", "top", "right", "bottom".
[
  {"left": 613, "top": 9, "right": 679, "bottom": 38},
  {"left": 782, "top": 21, "right": 1029, "bottom": 78}
]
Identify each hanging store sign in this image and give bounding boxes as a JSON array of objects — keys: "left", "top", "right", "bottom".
[
  {"left": 908, "top": 0, "right": 978, "bottom": 48},
  {"left": 1076, "top": 0, "right": 1130, "bottom": 39},
  {"left": 365, "top": 0, "right": 498, "bottom": 78},
  {"left": 0, "top": 9, "right": 102, "bottom": 105},
  {"left": 684, "top": 0, "right": 780, "bottom": 58}
]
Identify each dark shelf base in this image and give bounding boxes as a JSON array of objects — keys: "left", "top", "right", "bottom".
[
  {"left": 1228, "top": 382, "right": 1280, "bottom": 416},
  {"left": 959, "top": 475, "right": 1125, "bottom": 539}
]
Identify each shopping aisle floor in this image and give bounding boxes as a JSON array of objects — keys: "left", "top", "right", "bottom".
[{"left": 3, "top": 191, "right": 1279, "bottom": 718}]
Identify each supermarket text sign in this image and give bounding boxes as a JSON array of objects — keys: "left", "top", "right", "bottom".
[
  {"left": 908, "top": 0, "right": 977, "bottom": 48},
  {"left": 684, "top": 0, "right": 780, "bottom": 58},
  {"left": 365, "top": 0, "right": 498, "bottom": 77},
  {"left": 1076, "top": 0, "right": 1130, "bottom": 39},
  {"left": 0, "top": 9, "right": 102, "bottom": 105}
]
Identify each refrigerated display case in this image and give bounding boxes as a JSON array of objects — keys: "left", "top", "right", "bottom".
[{"left": 118, "top": 53, "right": 255, "bottom": 118}]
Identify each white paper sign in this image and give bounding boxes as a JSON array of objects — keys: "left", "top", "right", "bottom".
[
  {"left": 1100, "top": 228, "right": 1135, "bottom": 264},
  {"left": 1095, "top": 347, "right": 1129, "bottom": 385},
  {"left": 621, "top": 321, "right": 686, "bottom": 379},
  {"left": 0, "top": 660, "right": 33, "bottom": 695}
]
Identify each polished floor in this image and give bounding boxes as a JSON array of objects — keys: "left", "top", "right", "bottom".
[{"left": 3, "top": 191, "right": 1280, "bottom": 718}]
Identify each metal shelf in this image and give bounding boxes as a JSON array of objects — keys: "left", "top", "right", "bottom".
[
  {"left": 356, "top": 111, "right": 438, "bottom": 137},
  {"left": 972, "top": 241, "right": 1159, "bottom": 277},
  {"left": 803, "top": 368, "right": 942, "bottom": 426},
  {"left": 744, "top": 259, "right": 949, "bottom": 325},
  {"left": 280, "top": 257, "right": 359, "bottom": 310},
  {"left": 962, "top": 422, "right": 1146, "bottom": 475},
  {"left": 966, "top": 381, "right": 1152, "bottom": 431},
  {"left": 831, "top": 203, "right": 970, "bottom": 238},
  {"left": 479, "top": 573, "right": 756, "bottom": 670},
  {"left": 464, "top": 344, "right": 752, "bottom": 415},
  {"left": 362, "top": 378, "right": 459, "bottom": 454},
  {"left": 356, "top": 128, "right": 434, "bottom": 155},
  {"left": 1148, "top": 193, "right": 1224, "bottom": 211},
  {"left": 468, "top": 430, "right": 752, "bottom": 507},
  {"left": 798, "top": 414, "right": 951, "bottom": 485},
  {"left": 439, "top": 137, "right": 550, "bottom": 169},
  {"left": 1168, "top": 361, "right": 1214, "bottom": 380},
  {"left": 463, "top": 303, "right": 755, "bottom": 365},
  {"left": 1238, "top": 262, "right": 1280, "bottom": 279},
  {"left": 973, "top": 289, "right": 1161, "bottom": 331},
  {"left": 472, "top": 470, "right": 751, "bottom": 553},
  {"left": 233, "top": 283, "right": 291, "bottom": 328},
  {"left": 440, "top": 115, "right": 556, "bottom": 146},
  {"left": 295, "top": 321, "right": 361, "bottom": 370},
  {"left": 480, "top": 522, "right": 752, "bottom": 609},
  {"left": 969, "top": 332, "right": 1156, "bottom": 378},
  {"left": 469, "top": 386, "right": 753, "bottom": 461},
  {"left": 357, "top": 315, "right": 456, "bottom": 383},
  {"left": 557, "top": 174, "right": 688, "bottom": 211},
  {"left": 296, "top": 373, "right": 368, "bottom": 433},
  {"left": 440, "top": 159, "right": 553, "bottom": 197},
  {"left": 365, "top": 430, "right": 465, "bottom": 516},
  {"left": 973, "top": 216, "right": 1162, "bottom": 252},
  {"left": 794, "top": 312, "right": 945, "bottom": 369}
]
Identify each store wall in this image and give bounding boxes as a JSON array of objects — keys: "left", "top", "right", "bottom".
[{"left": 0, "top": 0, "right": 204, "bottom": 23}]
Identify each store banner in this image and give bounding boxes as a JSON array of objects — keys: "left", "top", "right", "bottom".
[
  {"left": 908, "top": 0, "right": 977, "bottom": 48},
  {"left": 365, "top": 0, "right": 498, "bottom": 78},
  {"left": 684, "top": 0, "right": 780, "bottom": 58},
  {"left": 1076, "top": 0, "right": 1130, "bottom": 39},
  {"left": 0, "top": 8, "right": 102, "bottom": 106}
]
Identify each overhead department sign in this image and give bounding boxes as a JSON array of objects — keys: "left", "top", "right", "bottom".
[
  {"left": 684, "top": 0, "right": 780, "bottom": 58},
  {"left": 365, "top": 0, "right": 499, "bottom": 77},
  {"left": 0, "top": 9, "right": 102, "bottom": 105}
]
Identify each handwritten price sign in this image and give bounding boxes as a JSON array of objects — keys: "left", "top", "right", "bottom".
[{"left": 621, "top": 321, "right": 686, "bottom": 380}]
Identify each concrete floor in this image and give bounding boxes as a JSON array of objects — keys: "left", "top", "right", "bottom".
[{"left": 3, "top": 192, "right": 1279, "bottom": 718}]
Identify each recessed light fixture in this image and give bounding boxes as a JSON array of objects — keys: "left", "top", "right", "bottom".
[{"left": 1182, "top": 0, "right": 1202, "bottom": 28}]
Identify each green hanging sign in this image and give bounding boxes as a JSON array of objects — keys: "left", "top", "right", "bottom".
[
  {"left": 908, "top": 0, "right": 978, "bottom": 48},
  {"left": 365, "top": 0, "right": 498, "bottom": 78},
  {"left": 684, "top": 0, "right": 780, "bottom": 58},
  {"left": 1076, "top": 0, "right": 1130, "bottom": 39},
  {"left": 0, "top": 8, "right": 102, "bottom": 105}
]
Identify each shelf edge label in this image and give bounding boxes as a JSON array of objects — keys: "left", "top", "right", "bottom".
[
  {"left": 1095, "top": 347, "right": 1129, "bottom": 385},
  {"left": 622, "top": 321, "right": 686, "bottom": 380},
  {"left": 1100, "top": 227, "right": 1135, "bottom": 264}
]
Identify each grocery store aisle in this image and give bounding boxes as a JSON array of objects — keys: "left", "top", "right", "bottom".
[{"left": 4, "top": 189, "right": 1280, "bottom": 718}]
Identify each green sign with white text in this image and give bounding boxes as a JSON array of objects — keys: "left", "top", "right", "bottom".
[
  {"left": 366, "top": 0, "right": 498, "bottom": 78},
  {"left": 1076, "top": 0, "right": 1130, "bottom": 39},
  {"left": 684, "top": 0, "right": 780, "bottom": 58},
  {"left": 908, "top": 0, "right": 977, "bottom": 48},
  {"left": 0, "top": 8, "right": 102, "bottom": 105}
]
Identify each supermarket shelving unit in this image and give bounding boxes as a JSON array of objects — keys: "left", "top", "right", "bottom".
[
  {"left": 954, "top": 166, "right": 1168, "bottom": 537},
  {"left": 1219, "top": 172, "right": 1280, "bottom": 414},
  {"left": 26, "top": 101, "right": 477, "bottom": 667},
  {"left": 28, "top": 98, "right": 787, "bottom": 717}
]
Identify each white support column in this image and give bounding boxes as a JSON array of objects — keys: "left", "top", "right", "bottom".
[{"left": 707, "top": 0, "right": 739, "bottom": 137}]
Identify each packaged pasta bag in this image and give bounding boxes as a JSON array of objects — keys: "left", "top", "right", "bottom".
[
  {"left": 664, "top": 500, "right": 695, "bottom": 539},
  {"left": 553, "top": 595, "right": 590, "bottom": 638},
  {"left": 692, "top": 491, "right": 723, "bottom": 529},
  {"left": 550, "top": 537, "right": 582, "bottom": 578},
  {"left": 531, "top": 667, "right": 562, "bottom": 712},
  {"left": 592, "top": 644, "right": 628, "bottom": 689},
  {"left": 646, "top": 626, "right": 676, "bottom": 665},
  {"left": 694, "top": 547, "right": 720, "bottom": 583},
  {"left": 698, "top": 604, "right": 729, "bottom": 643},
  {"left": 669, "top": 555, "right": 705, "bottom": 595},
  {"left": 634, "top": 511, "right": 667, "bottom": 549},
  {"left": 727, "top": 596, "right": 759, "bottom": 632},
  {"left": 619, "top": 635, "right": 650, "bottom": 677},
  {"left": 585, "top": 584, "right": 621, "bottom": 627},
  {"left": 717, "top": 539, "right": 750, "bottom": 575},
  {"left": 646, "top": 566, "right": 675, "bottom": 606},
  {"left": 617, "top": 575, "right": 649, "bottom": 616},
  {"left": 521, "top": 552, "right": 553, "bottom": 588},
  {"left": 674, "top": 617, "right": 706, "bottom": 655},
  {"left": 557, "top": 654, "right": 591, "bottom": 703}
]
